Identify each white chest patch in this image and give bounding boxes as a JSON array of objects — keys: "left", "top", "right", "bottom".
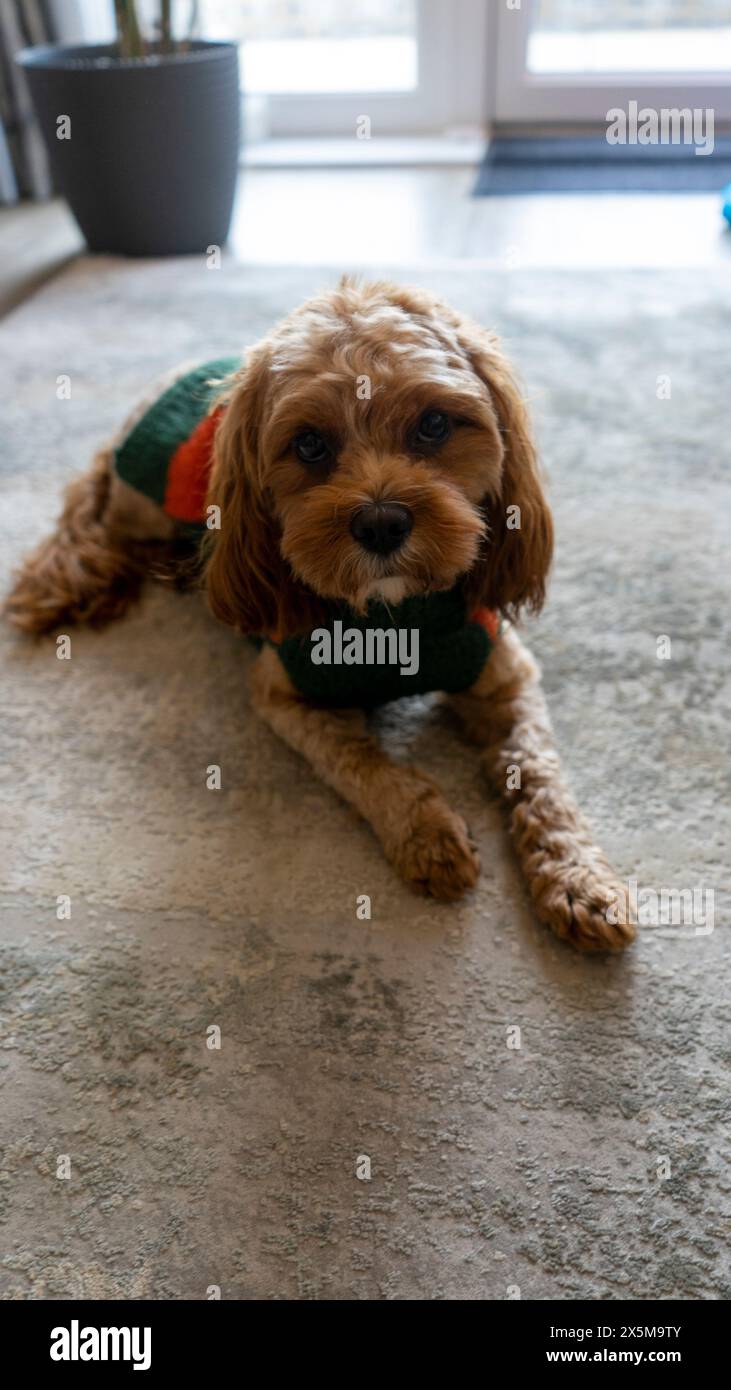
[{"left": 358, "top": 576, "right": 408, "bottom": 606}]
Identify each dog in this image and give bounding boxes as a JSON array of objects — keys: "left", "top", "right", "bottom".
[{"left": 5, "top": 278, "right": 633, "bottom": 952}]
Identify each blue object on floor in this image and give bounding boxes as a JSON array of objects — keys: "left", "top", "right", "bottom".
[{"left": 723, "top": 183, "right": 731, "bottom": 225}]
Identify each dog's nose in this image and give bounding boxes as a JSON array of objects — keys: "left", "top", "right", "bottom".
[{"left": 350, "top": 502, "right": 414, "bottom": 556}]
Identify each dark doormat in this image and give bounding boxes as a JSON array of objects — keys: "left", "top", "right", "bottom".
[{"left": 474, "top": 135, "right": 731, "bottom": 194}]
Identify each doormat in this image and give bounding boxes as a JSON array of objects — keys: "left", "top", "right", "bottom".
[{"left": 474, "top": 135, "right": 731, "bottom": 194}]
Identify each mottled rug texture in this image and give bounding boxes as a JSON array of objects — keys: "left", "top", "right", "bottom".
[{"left": 1, "top": 260, "right": 729, "bottom": 1302}]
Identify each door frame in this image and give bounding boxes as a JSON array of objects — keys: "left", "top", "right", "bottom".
[{"left": 255, "top": 0, "right": 489, "bottom": 136}]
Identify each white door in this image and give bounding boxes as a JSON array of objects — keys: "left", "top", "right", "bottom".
[
  {"left": 199, "top": 0, "right": 489, "bottom": 135},
  {"left": 495, "top": 0, "right": 731, "bottom": 122}
]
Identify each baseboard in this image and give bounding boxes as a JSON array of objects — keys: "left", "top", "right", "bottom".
[{"left": 242, "top": 133, "right": 488, "bottom": 169}]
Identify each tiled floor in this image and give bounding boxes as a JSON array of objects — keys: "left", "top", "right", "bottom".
[
  {"left": 228, "top": 166, "right": 731, "bottom": 270},
  {"left": 2, "top": 164, "right": 730, "bottom": 317}
]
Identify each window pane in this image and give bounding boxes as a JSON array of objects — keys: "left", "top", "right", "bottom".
[
  {"left": 199, "top": 0, "right": 418, "bottom": 94},
  {"left": 528, "top": 0, "right": 731, "bottom": 72}
]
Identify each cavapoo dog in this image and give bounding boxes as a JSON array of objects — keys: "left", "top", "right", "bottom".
[{"left": 6, "top": 278, "right": 632, "bottom": 951}]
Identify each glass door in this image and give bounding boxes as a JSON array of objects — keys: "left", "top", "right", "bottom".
[
  {"left": 496, "top": 0, "right": 731, "bottom": 121},
  {"left": 198, "top": 0, "right": 489, "bottom": 135}
]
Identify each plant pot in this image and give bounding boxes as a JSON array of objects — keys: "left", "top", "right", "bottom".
[{"left": 17, "top": 40, "right": 240, "bottom": 257}]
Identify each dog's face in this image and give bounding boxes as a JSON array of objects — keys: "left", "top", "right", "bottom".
[{"left": 206, "top": 280, "right": 552, "bottom": 638}]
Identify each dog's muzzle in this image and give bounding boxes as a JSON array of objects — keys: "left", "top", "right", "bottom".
[{"left": 350, "top": 502, "right": 413, "bottom": 557}]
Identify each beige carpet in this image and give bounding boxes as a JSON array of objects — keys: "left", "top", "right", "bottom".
[{"left": 1, "top": 258, "right": 729, "bottom": 1300}]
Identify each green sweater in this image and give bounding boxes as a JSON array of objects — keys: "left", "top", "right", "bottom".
[{"left": 114, "top": 360, "right": 499, "bottom": 706}]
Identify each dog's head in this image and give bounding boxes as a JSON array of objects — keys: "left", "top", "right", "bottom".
[{"left": 205, "top": 279, "right": 552, "bottom": 639}]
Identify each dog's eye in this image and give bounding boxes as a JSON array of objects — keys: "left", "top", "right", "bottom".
[
  {"left": 416, "top": 409, "right": 451, "bottom": 446},
  {"left": 293, "top": 430, "right": 330, "bottom": 465}
]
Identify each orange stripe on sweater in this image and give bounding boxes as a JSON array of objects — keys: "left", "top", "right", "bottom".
[
  {"left": 470, "top": 606, "right": 501, "bottom": 641},
  {"left": 164, "top": 406, "right": 225, "bottom": 523}
]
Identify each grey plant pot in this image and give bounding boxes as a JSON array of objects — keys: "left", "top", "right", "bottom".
[{"left": 17, "top": 40, "right": 240, "bottom": 257}]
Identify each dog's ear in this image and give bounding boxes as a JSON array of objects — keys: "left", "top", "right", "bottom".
[
  {"left": 458, "top": 321, "right": 553, "bottom": 620},
  {"left": 204, "top": 349, "right": 321, "bottom": 640}
]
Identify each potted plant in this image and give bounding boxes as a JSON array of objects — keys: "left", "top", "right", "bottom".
[{"left": 17, "top": 1, "right": 239, "bottom": 256}]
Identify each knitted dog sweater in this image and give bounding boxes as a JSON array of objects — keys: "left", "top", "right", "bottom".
[{"left": 114, "top": 360, "right": 500, "bottom": 706}]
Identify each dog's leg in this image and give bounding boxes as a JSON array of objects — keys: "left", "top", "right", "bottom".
[
  {"left": 5, "top": 450, "right": 173, "bottom": 634},
  {"left": 251, "top": 645, "right": 480, "bottom": 901},
  {"left": 448, "top": 626, "right": 633, "bottom": 951}
]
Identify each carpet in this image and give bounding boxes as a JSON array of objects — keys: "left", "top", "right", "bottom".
[
  {"left": 1, "top": 259, "right": 729, "bottom": 1301},
  {"left": 474, "top": 136, "right": 731, "bottom": 193}
]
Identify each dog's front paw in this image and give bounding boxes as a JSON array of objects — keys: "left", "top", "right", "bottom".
[
  {"left": 388, "top": 796, "right": 480, "bottom": 902},
  {"left": 535, "top": 863, "right": 635, "bottom": 953}
]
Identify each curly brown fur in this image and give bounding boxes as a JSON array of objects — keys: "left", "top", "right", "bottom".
[
  {"left": 449, "top": 628, "right": 634, "bottom": 951},
  {"left": 204, "top": 278, "right": 552, "bottom": 637},
  {"left": 5, "top": 451, "right": 152, "bottom": 634},
  {"left": 6, "top": 278, "right": 629, "bottom": 952},
  {"left": 250, "top": 644, "right": 480, "bottom": 901}
]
